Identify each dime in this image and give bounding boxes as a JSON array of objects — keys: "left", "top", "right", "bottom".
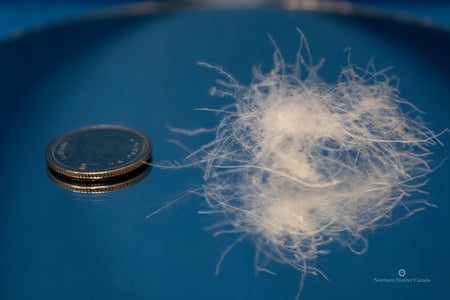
[{"left": 45, "top": 125, "right": 152, "bottom": 190}]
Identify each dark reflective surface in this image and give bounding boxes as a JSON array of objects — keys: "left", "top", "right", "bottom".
[{"left": 0, "top": 5, "right": 448, "bottom": 300}]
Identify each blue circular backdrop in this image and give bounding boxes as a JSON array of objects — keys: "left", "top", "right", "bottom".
[{"left": 0, "top": 4, "right": 449, "bottom": 300}]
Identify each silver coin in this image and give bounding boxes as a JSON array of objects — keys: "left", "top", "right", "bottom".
[{"left": 45, "top": 125, "right": 152, "bottom": 181}]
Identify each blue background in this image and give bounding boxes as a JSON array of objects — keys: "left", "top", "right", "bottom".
[
  {"left": 0, "top": 0, "right": 450, "bottom": 39},
  {"left": 0, "top": 2, "right": 449, "bottom": 300}
]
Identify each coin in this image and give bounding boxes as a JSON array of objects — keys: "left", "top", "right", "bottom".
[{"left": 45, "top": 125, "right": 152, "bottom": 184}]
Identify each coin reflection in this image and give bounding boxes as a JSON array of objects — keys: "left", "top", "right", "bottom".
[{"left": 47, "top": 159, "right": 152, "bottom": 193}]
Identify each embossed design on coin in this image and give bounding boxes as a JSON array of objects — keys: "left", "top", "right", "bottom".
[{"left": 45, "top": 125, "right": 152, "bottom": 192}]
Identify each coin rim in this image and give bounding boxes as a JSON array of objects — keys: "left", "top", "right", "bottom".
[
  {"left": 45, "top": 125, "right": 152, "bottom": 180},
  {"left": 47, "top": 166, "right": 151, "bottom": 193}
]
